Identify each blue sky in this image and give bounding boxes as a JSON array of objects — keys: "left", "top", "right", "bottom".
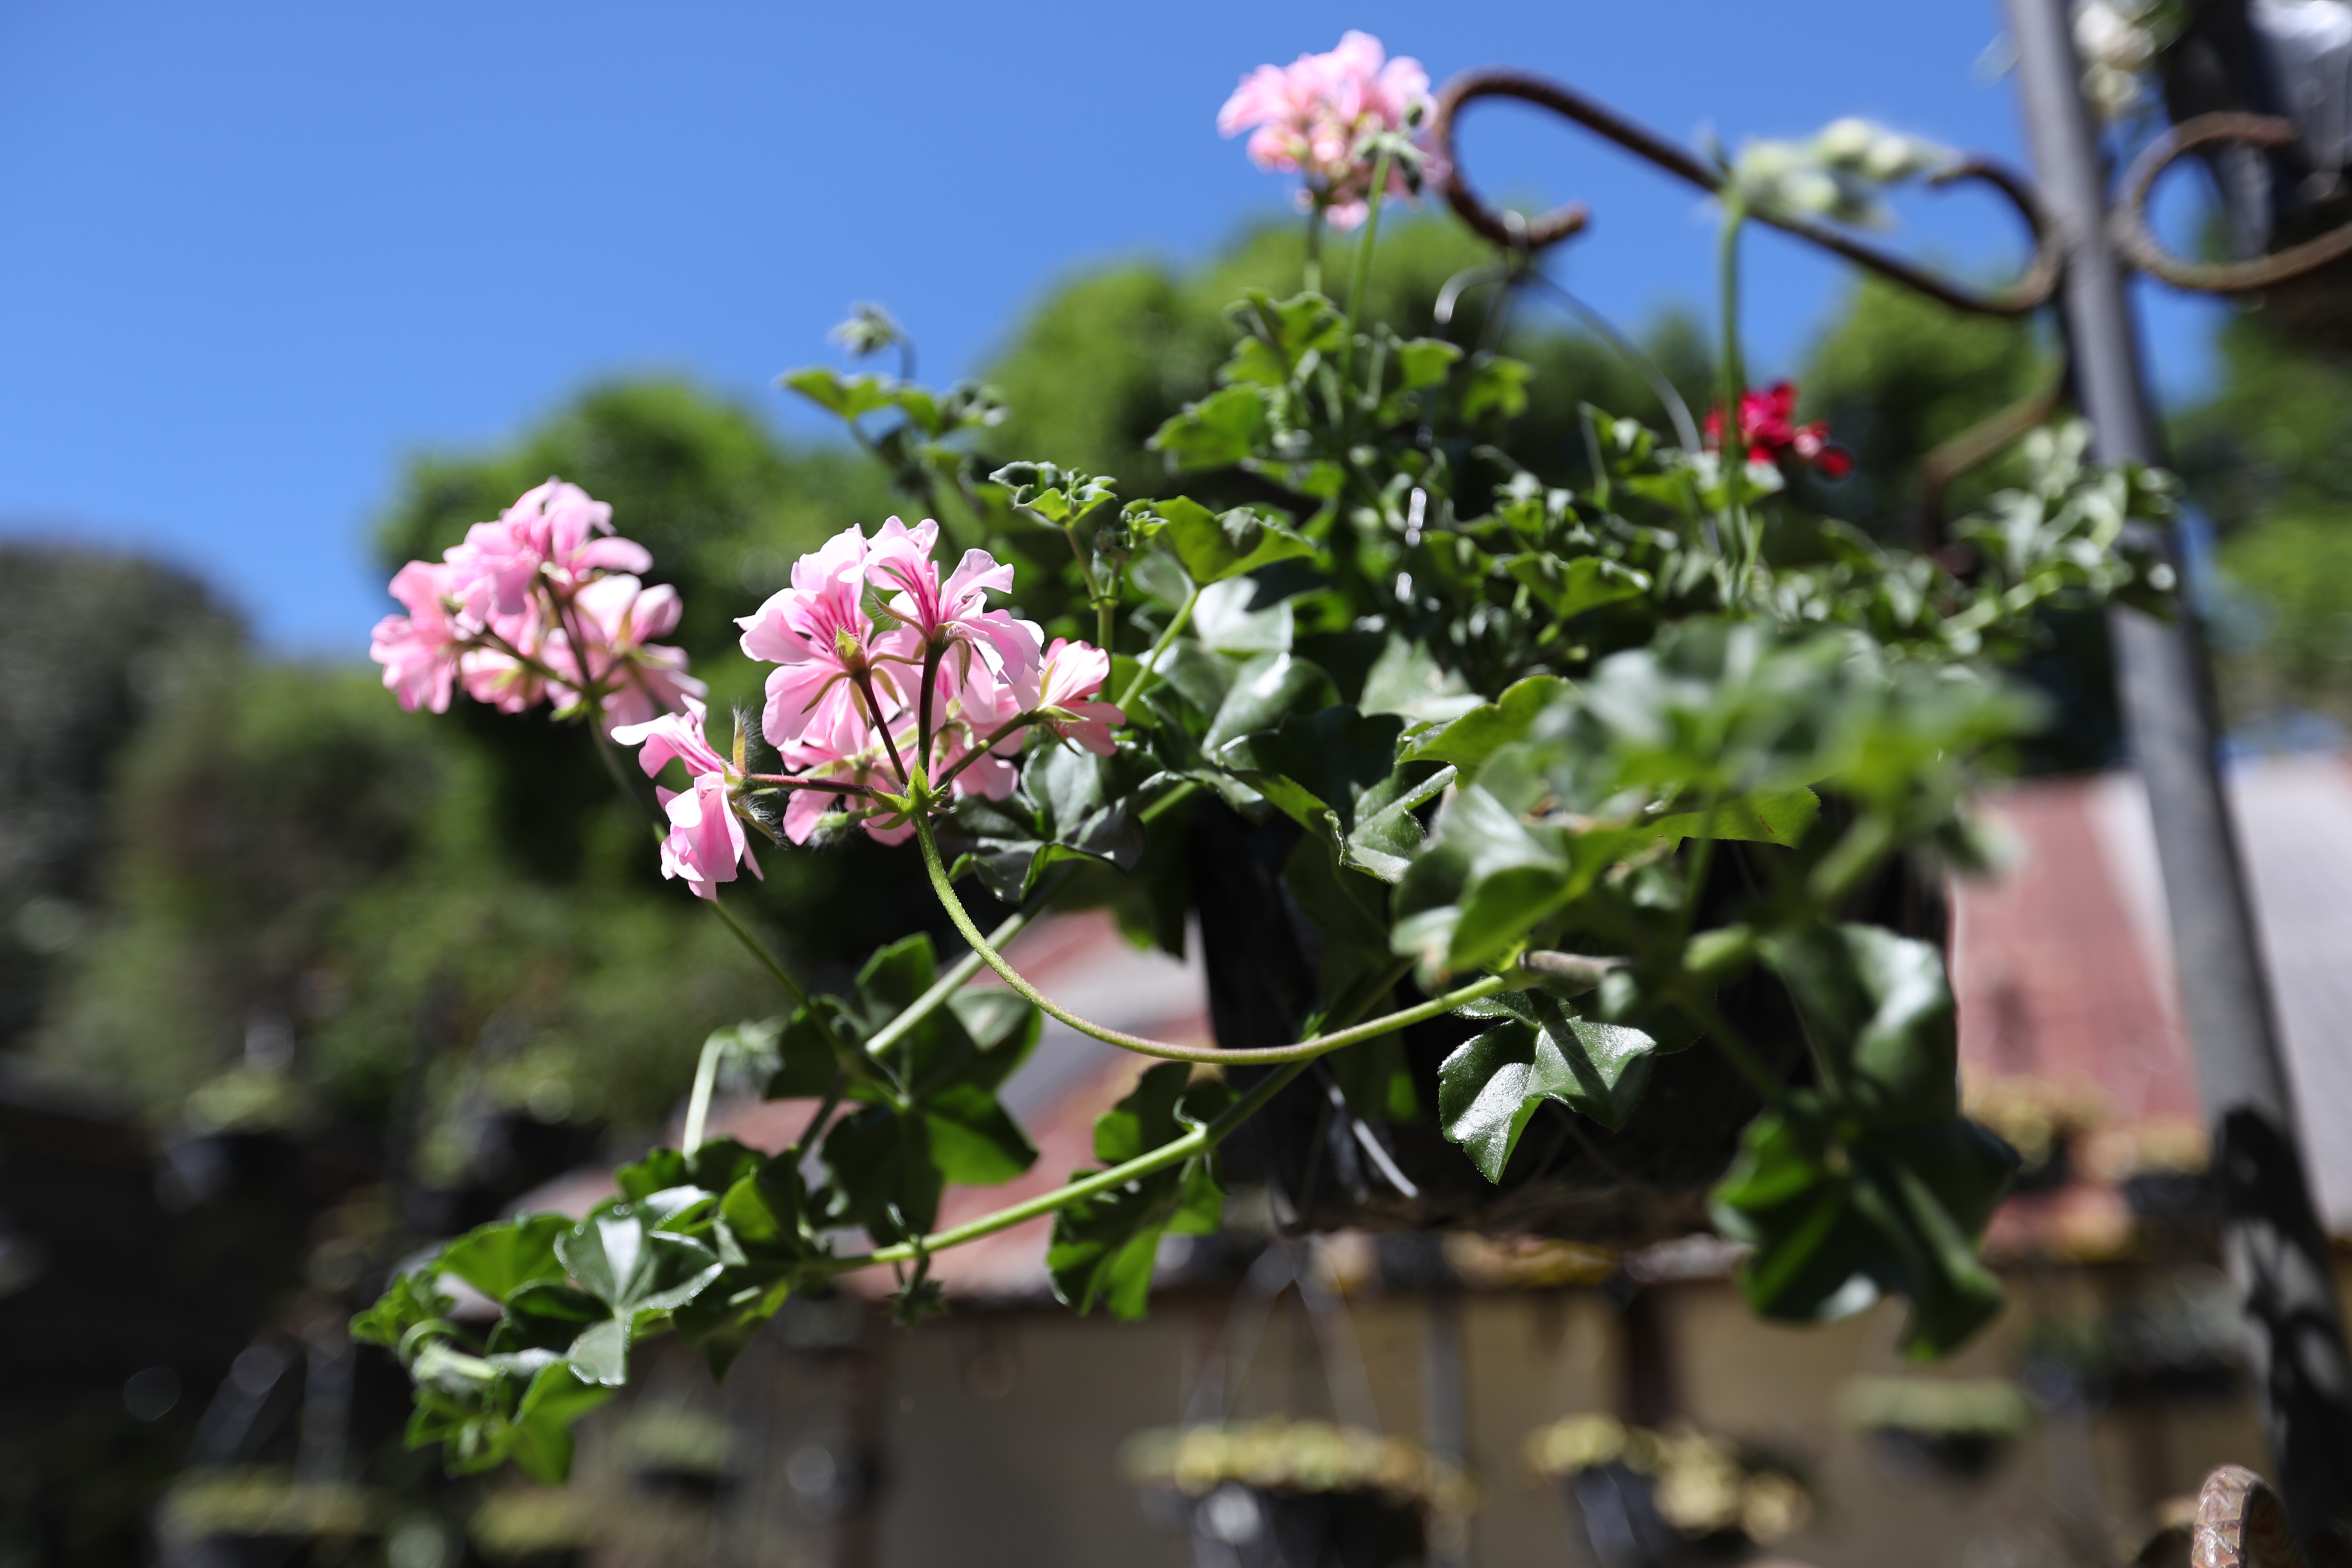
[{"left": 0, "top": 2, "right": 2227, "bottom": 652}]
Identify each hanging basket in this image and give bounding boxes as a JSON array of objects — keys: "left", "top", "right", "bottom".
[
  {"left": 1124, "top": 1419, "right": 1470, "bottom": 1568},
  {"left": 1192, "top": 804, "right": 1943, "bottom": 1247},
  {"left": 1525, "top": 1415, "right": 1814, "bottom": 1565}
]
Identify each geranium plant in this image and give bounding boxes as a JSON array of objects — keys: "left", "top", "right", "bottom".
[{"left": 352, "top": 31, "right": 2174, "bottom": 1482}]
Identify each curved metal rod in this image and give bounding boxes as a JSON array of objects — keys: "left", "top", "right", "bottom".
[
  {"left": 1428, "top": 67, "right": 2061, "bottom": 318},
  {"left": 2195, "top": 1464, "right": 2311, "bottom": 1568},
  {"left": 2116, "top": 111, "right": 2352, "bottom": 292}
]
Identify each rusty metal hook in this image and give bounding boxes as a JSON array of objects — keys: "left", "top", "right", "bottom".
[
  {"left": 2114, "top": 110, "right": 2352, "bottom": 292},
  {"left": 1427, "top": 67, "right": 2062, "bottom": 318}
]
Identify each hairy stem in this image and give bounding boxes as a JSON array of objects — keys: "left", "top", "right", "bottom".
[{"left": 913, "top": 811, "right": 1508, "bottom": 1063}]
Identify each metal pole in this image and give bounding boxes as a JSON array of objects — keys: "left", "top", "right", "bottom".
[{"left": 2006, "top": 0, "right": 2352, "bottom": 1547}]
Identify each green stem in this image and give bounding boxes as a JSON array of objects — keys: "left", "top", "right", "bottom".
[
  {"left": 682, "top": 1033, "right": 725, "bottom": 1153},
  {"left": 793, "top": 1072, "right": 848, "bottom": 1163},
  {"left": 1338, "top": 147, "right": 1396, "bottom": 397},
  {"left": 863, "top": 906, "right": 1036, "bottom": 1060},
  {"left": 852, "top": 1056, "right": 1315, "bottom": 1268},
  {"left": 929, "top": 710, "right": 1040, "bottom": 796},
  {"left": 584, "top": 717, "right": 860, "bottom": 1069},
  {"left": 1305, "top": 205, "right": 1325, "bottom": 295},
  {"left": 1716, "top": 197, "right": 1754, "bottom": 585},
  {"left": 1114, "top": 583, "right": 1204, "bottom": 710},
  {"left": 1139, "top": 779, "right": 1201, "bottom": 826},
  {"left": 913, "top": 811, "right": 1507, "bottom": 1063}
]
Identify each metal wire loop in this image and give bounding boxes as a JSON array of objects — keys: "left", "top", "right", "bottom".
[
  {"left": 1428, "top": 66, "right": 2061, "bottom": 318},
  {"left": 2115, "top": 110, "right": 2352, "bottom": 292}
]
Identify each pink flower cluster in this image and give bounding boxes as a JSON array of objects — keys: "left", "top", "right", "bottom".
[
  {"left": 1217, "top": 31, "right": 1443, "bottom": 230},
  {"left": 729, "top": 517, "right": 1124, "bottom": 848},
  {"left": 369, "top": 480, "right": 705, "bottom": 729}
]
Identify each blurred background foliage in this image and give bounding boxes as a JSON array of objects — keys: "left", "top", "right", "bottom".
[{"left": 5, "top": 213, "right": 2346, "bottom": 1564}]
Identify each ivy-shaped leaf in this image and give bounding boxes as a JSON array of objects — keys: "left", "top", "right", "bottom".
[
  {"left": 1438, "top": 992, "right": 1659, "bottom": 1179},
  {"left": 1149, "top": 385, "right": 1272, "bottom": 473},
  {"left": 1127, "top": 496, "right": 1319, "bottom": 584},
  {"left": 437, "top": 1214, "right": 570, "bottom": 1305},
  {"left": 553, "top": 1207, "right": 724, "bottom": 1386}
]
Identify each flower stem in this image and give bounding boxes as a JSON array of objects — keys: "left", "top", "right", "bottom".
[
  {"left": 1338, "top": 147, "right": 1396, "bottom": 396},
  {"left": 682, "top": 1032, "right": 725, "bottom": 1153},
  {"left": 1715, "top": 196, "right": 1755, "bottom": 585},
  {"left": 912, "top": 811, "right": 1507, "bottom": 1063},
  {"left": 1114, "top": 582, "right": 1204, "bottom": 711},
  {"left": 928, "top": 710, "right": 1040, "bottom": 796},
  {"left": 1305, "top": 205, "right": 1325, "bottom": 295},
  {"left": 853, "top": 670, "right": 912, "bottom": 787}
]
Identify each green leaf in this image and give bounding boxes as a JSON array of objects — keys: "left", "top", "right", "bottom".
[
  {"left": 1504, "top": 553, "right": 1650, "bottom": 620},
  {"left": 1408, "top": 675, "right": 1573, "bottom": 771},
  {"left": 1459, "top": 354, "right": 1533, "bottom": 421},
  {"left": 1359, "top": 635, "right": 1479, "bottom": 725},
  {"left": 1762, "top": 923, "right": 1957, "bottom": 1119},
  {"left": 1393, "top": 336, "right": 1464, "bottom": 392},
  {"left": 1148, "top": 385, "right": 1271, "bottom": 472},
  {"left": 553, "top": 1208, "right": 723, "bottom": 1385},
  {"left": 1228, "top": 289, "right": 1347, "bottom": 372},
  {"left": 1203, "top": 652, "right": 1335, "bottom": 752},
  {"left": 1047, "top": 1064, "right": 1233, "bottom": 1319},
  {"left": 1344, "top": 762, "right": 1455, "bottom": 883},
  {"left": 777, "top": 367, "right": 900, "bottom": 421},
  {"left": 438, "top": 1215, "right": 569, "bottom": 1305},
  {"left": 351, "top": 1271, "right": 453, "bottom": 1349},
  {"left": 1191, "top": 577, "right": 1295, "bottom": 655},
  {"left": 1130, "top": 496, "right": 1318, "bottom": 583},
  {"left": 1226, "top": 707, "right": 1405, "bottom": 838},
  {"left": 508, "top": 1364, "right": 612, "bottom": 1485},
  {"left": 1438, "top": 994, "right": 1658, "bottom": 1179},
  {"left": 763, "top": 999, "right": 853, "bottom": 1099},
  {"left": 1711, "top": 1100, "right": 2017, "bottom": 1360}
]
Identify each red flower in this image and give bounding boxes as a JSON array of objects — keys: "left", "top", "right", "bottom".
[{"left": 1702, "top": 380, "right": 1853, "bottom": 478}]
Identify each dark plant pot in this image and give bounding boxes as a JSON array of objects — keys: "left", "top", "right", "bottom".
[
  {"left": 1194, "top": 803, "right": 1942, "bottom": 1245},
  {"left": 1553, "top": 1462, "right": 1754, "bottom": 1568},
  {"left": 1181, "top": 1482, "right": 1425, "bottom": 1568},
  {"left": 1865, "top": 1427, "right": 2013, "bottom": 1484}
]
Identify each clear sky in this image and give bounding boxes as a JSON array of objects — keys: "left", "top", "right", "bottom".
[{"left": 0, "top": 2, "right": 2227, "bottom": 652}]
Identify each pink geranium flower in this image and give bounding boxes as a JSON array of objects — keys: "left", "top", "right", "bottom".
[
  {"left": 655, "top": 772, "right": 763, "bottom": 900},
  {"left": 613, "top": 698, "right": 733, "bottom": 780},
  {"left": 1030, "top": 638, "right": 1126, "bottom": 756},
  {"left": 1218, "top": 31, "right": 1442, "bottom": 230},
  {"left": 865, "top": 517, "right": 1041, "bottom": 711},
  {"left": 736, "top": 524, "right": 910, "bottom": 758},
  {"left": 552, "top": 574, "right": 706, "bottom": 729},
  {"left": 443, "top": 478, "right": 652, "bottom": 619},
  {"left": 370, "top": 560, "right": 465, "bottom": 713}
]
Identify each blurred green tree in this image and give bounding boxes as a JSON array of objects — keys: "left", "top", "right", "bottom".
[
  {"left": 2171, "top": 312, "right": 2352, "bottom": 728},
  {"left": 0, "top": 545, "right": 237, "bottom": 1051}
]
